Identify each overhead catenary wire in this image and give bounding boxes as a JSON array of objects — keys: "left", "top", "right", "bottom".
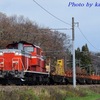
[
  {"left": 40, "top": 28, "right": 72, "bottom": 31},
  {"left": 33, "top": 0, "right": 71, "bottom": 26},
  {"left": 50, "top": 28, "right": 72, "bottom": 30},
  {"left": 78, "top": 27, "right": 100, "bottom": 51},
  {"left": 33, "top": 0, "right": 99, "bottom": 52}
]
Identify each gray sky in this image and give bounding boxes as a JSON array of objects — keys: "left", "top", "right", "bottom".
[{"left": 0, "top": 0, "right": 100, "bottom": 52}]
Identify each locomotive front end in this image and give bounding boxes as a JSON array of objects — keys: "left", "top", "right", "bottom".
[{"left": 0, "top": 49, "right": 26, "bottom": 83}]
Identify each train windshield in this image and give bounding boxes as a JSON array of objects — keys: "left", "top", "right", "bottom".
[
  {"left": 7, "top": 44, "right": 18, "bottom": 49},
  {"left": 24, "top": 46, "right": 34, "bottom": 52}
]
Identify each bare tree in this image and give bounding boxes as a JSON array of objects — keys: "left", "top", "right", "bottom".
[{"left": 0, "top": 12, "right": 71, "bottom": 67}]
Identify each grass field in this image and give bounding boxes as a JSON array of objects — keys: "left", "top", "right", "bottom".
[
  {"left": 66, "top": 95, "right": 100, "bottom": 100},
  {"left": 65, "top": 91, "right": 100, "bottom": 100},
  {"left": 0, "top": 85, "right": 99, "bottom": 100}
]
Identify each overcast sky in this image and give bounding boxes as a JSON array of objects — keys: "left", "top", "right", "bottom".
[{"left": 0, "top": 0, "right": 100, "bottom": 52}]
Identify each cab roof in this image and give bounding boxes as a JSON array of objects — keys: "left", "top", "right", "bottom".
[{"left": 6, "top": 41, "right": 40, "bottom": 48}]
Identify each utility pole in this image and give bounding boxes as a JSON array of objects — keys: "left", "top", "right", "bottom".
[{"left": 72, "top": 17, "right": 76, "bottom": 88}]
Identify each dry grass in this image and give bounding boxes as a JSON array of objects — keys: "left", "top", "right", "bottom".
[{"left": 0, "top": 85, "right": 99, "bottom": 100}]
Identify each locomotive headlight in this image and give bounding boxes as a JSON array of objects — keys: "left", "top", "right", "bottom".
[
  {"left": 15, "top": 51, "right": 19, "bottom": 55},
  {"left": 0, "top": 52, "right": 3, "bottom": 56}
]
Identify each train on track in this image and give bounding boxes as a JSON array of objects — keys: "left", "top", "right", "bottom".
[{"left": 0, "top": 41, "right": 100, "bottom": 85}]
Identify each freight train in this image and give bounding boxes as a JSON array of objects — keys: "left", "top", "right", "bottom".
[{"left": 0, "top": 41, "right": 100, "bottom": 85}]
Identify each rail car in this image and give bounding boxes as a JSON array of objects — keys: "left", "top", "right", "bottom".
[
  {"left": 0, "top": 41, "right": 100, "bottom": 85},
  {"left": 0, "top": 41, "right": 49, "bottom": 85}
]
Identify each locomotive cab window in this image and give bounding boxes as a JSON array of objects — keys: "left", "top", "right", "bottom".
[
  {"left": 24, "top": 46, "right": 34, "bottom": 52},
  {"left": 7, "top": 44, "right": 18, "bottom": 49}
]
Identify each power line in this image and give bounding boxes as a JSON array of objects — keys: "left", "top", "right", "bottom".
[
  {"left": 33, "top": 0, "right": 71, "bottom": 26},
  {"left": 40, "top": 28, "right": 71, "bottom": 31},
  {"left": 33, "top": 0, "right": 99, "bottom": 51},
  {"left": 78, "top": 27, "right": 100, "bottom": 51},
  {"left": 50, "top": 28, "right": 71, "bottom": 30}
]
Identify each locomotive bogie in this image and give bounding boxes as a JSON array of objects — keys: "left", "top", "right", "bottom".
[{"left": 24, "top": 71, "right": 49, "bottom": 85}]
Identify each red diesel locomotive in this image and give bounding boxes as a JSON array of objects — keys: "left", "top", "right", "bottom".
[{"left": 0, "top": 41, "right": 49, "bottom": 85}]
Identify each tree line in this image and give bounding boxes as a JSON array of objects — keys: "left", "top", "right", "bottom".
[
  {"left": 0, "top": 12, "right": 71, "bottom": 54},
  {"left": 75, "top": 44, "right": 100, "bottom": 75}
]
